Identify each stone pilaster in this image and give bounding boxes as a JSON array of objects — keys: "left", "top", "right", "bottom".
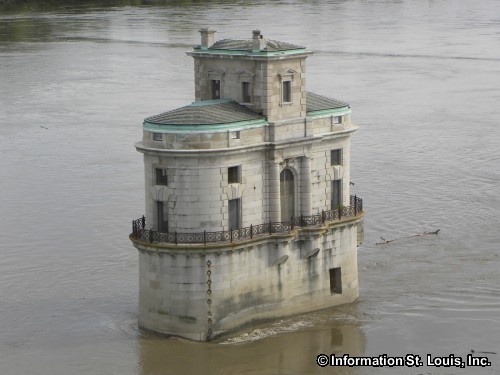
[
  {"left": 268, "top": 161, "right": 281, "bottom": 222},
  {"left": 300, "top": 156, "right": 312, "bottom": 216}
]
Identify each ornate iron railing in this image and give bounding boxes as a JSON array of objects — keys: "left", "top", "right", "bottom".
[{"left": 131, "top": 195, "right": 362, "bottom": 245}]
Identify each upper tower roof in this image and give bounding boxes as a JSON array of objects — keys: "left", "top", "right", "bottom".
[
  {"left": 208, "top": 38, "right": 304, "bottom": 52},
  {"left": 189, "top": 29, "right": 310, "bottom": 58}
]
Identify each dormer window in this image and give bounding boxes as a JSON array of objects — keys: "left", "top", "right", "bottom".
[
  {"left": 278, "top": 69, "right": 297, "bottom": 105},
  {"left": 153, "top": 133, "right": 162, "bottom": 141},
  {"left": 237, "top": 70, "right": 254, "bottom": 104},
  {"left": 282, "top": 81, "right": 292, "bottom": 103},
  {"left": 241, "top": 82, "right": 251, "bottom": 103},
  {"left": 207, "top": 69, "right": 225, "bottom": 100},
  {"left": 211, "top": 79, "right": 221, "bottom": 99}
]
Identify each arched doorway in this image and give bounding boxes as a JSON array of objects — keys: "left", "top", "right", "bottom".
[{"left": 280, "top": 169, "right": 295, "bottom": 221}]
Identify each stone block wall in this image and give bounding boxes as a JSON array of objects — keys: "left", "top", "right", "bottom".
[
  {"left": 192, "top": 55, "right": 308, "bottom": 122},
  {"left": 141, "top": 117, "right": 354, "bottom": 232},
  {"left": 194, "top": 58, "right": 257, "bottom": 104},
  {"left": 135, "top": 217, "right": 361, "bottom": 341},
  {"left": 144, "top": 149, "right": 268, "bottom": 232},
  {"left": 310, "top": 137, "right": 351, "bottom": 214},
  {"left": 142, "top": 125, "right": 266, "bottom": 150},
  {"left": 271, "top": 120, "right": 306, "bottom": 142},
  {"left": 310, "top": 114, "right": 351, "bottom": 135},
  {"left": 262, "top": 58, "right": 306, "bottom": 122}
]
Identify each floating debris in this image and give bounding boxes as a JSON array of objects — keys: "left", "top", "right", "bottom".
[
  {"left": 376, "top": 229, "right": 440, "bottom": 245},
  {"left": 471, "top": 349, "right": 497, "bottom": 355}
]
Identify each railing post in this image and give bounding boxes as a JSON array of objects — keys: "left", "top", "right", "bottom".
[
  {"left": 339, "top": 207, "right": 342, "bottom": 220},
  {"left": 149, "top": 230, "right": 153, "bottom": 243},
  {"left": 175, "top": 231, "right": 177, "bottom": 245},
  {"left": 354, "top": 195, "right": 357, "bottom": 216},
  {"left": 301, "top": 214, "right": 304, "bottom": 228},
  {"left": 269, "top": 221, "right": 272, "bottom": 235},
  {"left": 250, "top": 224, "right": 253, "bottom": 239},
  {"left": 322, "top": 210, "right": 325, "bottom": 224},
  {"left": 230, "top": 228, "right": 233, "bottom": 243},
  {"left": 291, "top": 216, "right": 294, "bottom": 230},
  {"left": 132, "top": 220, "right": 135, "bottom": 237},
  {"left": 141, "top": 215, "right": 145, "bottom": 230},
  {"left": 204, "top": 230, "right": 206, "bottom": 246}
]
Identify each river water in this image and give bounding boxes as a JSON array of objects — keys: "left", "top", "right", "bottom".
[{"left": 1, "top": 1, "right": 499, "bottom": 374}]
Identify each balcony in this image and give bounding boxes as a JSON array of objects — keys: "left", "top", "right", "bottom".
[{"left": 131, "top": 195, "right": 363, "bottom": 246}]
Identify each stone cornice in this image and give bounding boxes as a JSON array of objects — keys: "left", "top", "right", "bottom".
[
  {"left": 187, "top": 49, "right": 313, "bottom": 60},
  {"left": 135, "top": 125, "right": 358, "bottom": 156}
]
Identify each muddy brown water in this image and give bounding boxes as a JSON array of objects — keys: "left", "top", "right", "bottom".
[{"left": 1, "top": 1, "right": 499, "bottom": 374}]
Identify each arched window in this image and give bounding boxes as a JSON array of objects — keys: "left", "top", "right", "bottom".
[{"left": 280, "top": 169, "right": 295, "bottom": 221}]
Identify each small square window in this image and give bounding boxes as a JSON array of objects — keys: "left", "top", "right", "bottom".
[
  {"left": 329, "top": 267, "right": 342, "bottom": 294},
  {"left": 331, "top": 149, "right": 343, "bottom": 166},
  {"left": 230, "top": 131, "right": 240, "bottom": 139},
  {"left": 333, "top": 116, "right": 343, "bottom": 124},
  {"left": 228, "top": 166, "right": 240, "bottom": 184},
  {"left": 241, "top": 82, "right": 251, "bottom": 103},
  {"left": 153, "top": 133, "right": 163, "bottom": 141},
  {"left": 282, "top": 80, "right": 292, "bottom": 103},
  {"left": 155, "top": 168, "right": 168, "bottom": 186}
]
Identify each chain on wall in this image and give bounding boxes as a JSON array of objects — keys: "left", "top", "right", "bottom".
[{"left": 206, "top": 259, "right": 213, "bottom": 341}]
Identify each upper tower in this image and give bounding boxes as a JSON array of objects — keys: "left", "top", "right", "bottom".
[{"left": 187, "top": 28, "right": 313, "bottom": 122}]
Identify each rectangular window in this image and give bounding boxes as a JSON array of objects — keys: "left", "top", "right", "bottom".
[
  {"left": 228, "top": 166, "right": 240, "bottom": 184},
  {"left": 331, "top": 179, "right": 342, "bottom": 210},
  {"left": 153, "top": 133, "right": 163, "bottom": 141},
  {"left": 241, "top": 82, "right": 251, "bottom": 103},
  {"left": 211, "top": 79, "right": 221, "bottom": 99},
  {"left": 282, "top": 80, "right": 292, "bottom": 102},
  {"left": 228, "top": 198, "right": 241, "bottom": 229},
  {"left": 331, "top": 149, "right": 343, "bottom": 166},
  {"left": 156, "top": 201, "right": 168, "bottom": 233},
  {"left": 155, "top": 168, "right": 168, "bottom": 186},
  {"left": 329, "top": 267, "right": 342, "bottom": 294},
  {"left": 333, "top": 116, "right": 343, "bottom": 124},
  {"left": 230, "top": 130, "right": 240, "bottom": 139}
]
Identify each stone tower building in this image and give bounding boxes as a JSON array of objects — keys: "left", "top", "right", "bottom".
[{"left": 130, "top": 29, "right": 364, "bottom": 341}]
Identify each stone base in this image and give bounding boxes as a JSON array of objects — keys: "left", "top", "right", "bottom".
[{"left": 132, "top": 217, "right": 362, "bottom": 341}]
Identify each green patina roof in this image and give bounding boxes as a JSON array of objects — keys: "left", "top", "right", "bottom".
[
  {"left": 144, "top": 92, "right": 349, "bottom": 130},
  {"left": 207, "top": 39, "right": 305, "bottom": 52},
  {"left": 144, "top": 99, "right": 265, "bottom": 126},
  {"left": 306, "top": 92, "right": 349, "bottom": 113}
]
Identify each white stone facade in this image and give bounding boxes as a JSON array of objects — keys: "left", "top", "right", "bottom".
[
  {"left": 131, "top": 29, "right": 364, "bottom": 341},
  {"left": 137, "top": 220, "right": 360, "bottom": 341}
]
